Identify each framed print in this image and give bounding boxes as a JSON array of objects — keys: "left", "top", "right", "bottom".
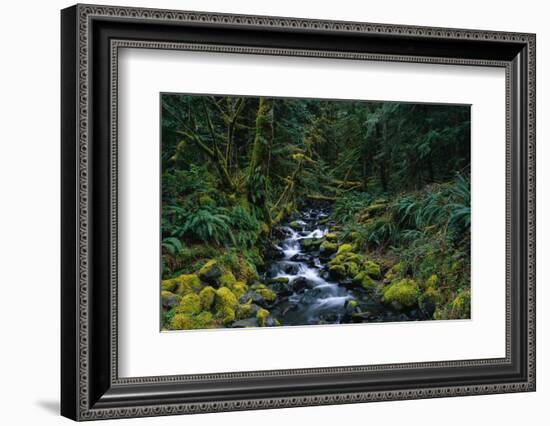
[{"left": 61, "top": 4, "right": 536, "bottom": 421}]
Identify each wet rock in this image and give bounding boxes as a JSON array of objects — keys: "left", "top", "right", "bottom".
[
  {"left": 300, "top": 238, "right": 324, "bottom": 252},
  {"left": 231, "top": 318, "right": 259, "bottom": 328},
  {"left": 267, "top": 280, "right": 293, "bottom": 297},
  {"left": 282, "top": 263, "right": 301, "bottom": 275},
  {"left": 290, "top": 276, "right": 310, "bottom": 292},
  {"left": 198, "top": 260, "right": 222, "bottom": 286}
]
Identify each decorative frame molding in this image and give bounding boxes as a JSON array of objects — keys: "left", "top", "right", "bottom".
[{"left": 61, "top": 4, "right": 536, "bottom": 421}]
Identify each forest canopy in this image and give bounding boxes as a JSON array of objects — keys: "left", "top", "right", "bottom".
[{"left": 160, "top": 94, "right": 471, "bottom": 330}]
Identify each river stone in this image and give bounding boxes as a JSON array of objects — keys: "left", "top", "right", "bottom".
[
  {"left": 290, "top": 276, "right": 310, "bottom": 292},
  {"left": 199, "top": 264, "right": 221, "bottom": 286},
  {"left": 231, "top": 318, "right": 259, "bottom": 328}
]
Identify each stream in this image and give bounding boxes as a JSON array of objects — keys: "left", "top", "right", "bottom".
[{"left": 264, "top": 207, "right": 421, "bottom": 326}]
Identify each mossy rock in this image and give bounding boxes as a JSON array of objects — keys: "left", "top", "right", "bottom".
[
  {"left": 353, "top": 272, "right": 377, "bottom": 293},
  {"left": 256, "top": 308, "right": 270, "bottom": 327},
  {"left": 363, "top": 260, "right": 381, "bottom": 279},
  {"left": 232, "top": 281, "right": 248, "bottom": 299},
  {"left": 269, "top": 276, "right": 289, "bottom": 284},
  {"left": 175, "top": 293, "right": 202, "bottom": 316},
  {"left": 419, "top": 285, "right": 438, "bottom": 318},
  {"left": 384, "top": 262, "right": 403, "bottom": 281},
  {"left": 254, "top": 287, "right": 277, "bottom": 303},
  {"left": 198, "top": 259, "right": 222, "bottom": 285},
  {"left": 173, "top": 274, "right": 202, "bottom": 295},
  {"left": 336, "top": 243, "right": 354, "bottom": 256},
  {"left": 161, "top": 279, "right": 178, "bottom": 293},
  {"left": 324, "top": 232, "right": 339, "bottom": 242},
  {"left": 214, "top": 287, "right": 239, "bottom": 324},
  {"left": 383, "top": 279, "right": 418, "bottom": 308},
  {"left": 198, "top": 286, "right": 216, "bottom": 310},
  {"left": 328, "top": 264, "right": 347, "bottom": 279},
  {"left": 219, "top": 270, "right": 237, "bottom": 289},
  {"left": 319, "top": 241, "right": 338, "bottom": 254},
  {"left": 301, "top": 238, "right": 324, "bottom": 251},
  {"left": 236, "top": 300, "right": 259, "bottom": 319},
  {"left": 161, "top": 290, "right": 181, "bottom": 309},
  {"left": 450, "top": 291, "right": 471, "bottom": 319},
  {"left": 170, "top": 311, "right": 214, "bottom": 330},
  {"left": 232, "top": 256, "right": 259, "bottom": 284}
]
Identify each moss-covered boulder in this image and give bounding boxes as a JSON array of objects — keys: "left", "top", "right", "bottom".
[
  {"left": 383, "top": 279, "right": 418, "bottom": 309},
  {"left": 161, "top": 290, "right": 181, "bottom": 309},
  {"left": 256, "top": 308, "right": 270, "bottom": 327},
  {"left": 328, "top": 264, "right": 347, "bottom": 279},
  {"left": 236, "top": 299, "right": 260, "bottom": 319},
  {"left": 363, "top": 260, "right": 381, "bottom": 279},
  {"left": 173, "top": 274, "right": 202, "bottom": 295},
  {"left": 214, "top": 287, "right": 239, "bottom": 324},
  {"left": 336, "top": 243, "right": 354, "bottom": 256},
  {"left": 450, "top": 290, "right": 471, "bottom": 319},
  {"left": 198, "top": 286, "right": 216, "bottom": 310},
  {"left": 198, "top": 259, "right": 222, "bottom": 285},
  {"left": 161, "top": 278, "right": 178, "bottom": 293},
  {"left": 175, "top": 293, "right": 202, "bottom": 315},
  {"left": 232, "top": 281, "right": 248, "bottom": 299},
  {"left": 254, "top": 287, "right": 277, "bottom": 303},
  {"left": 170, "top": 311, "right": 214, "bottom": 330},
  {"left": 353, "top": 272, "right": 377, "bottom": 293},
  {"left": 269, "top": 276, "right": 289, "bottom": 284},
  {"left": 219, "top": 270, "right": 237, "bottom": 289},
  {"left": 319, "top": 241, "right": 338, "bottom": 254}
]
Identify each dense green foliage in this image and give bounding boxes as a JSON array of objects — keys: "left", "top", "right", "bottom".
[{"left": 161, "top": 94, "right": 471, "bottom": 329}]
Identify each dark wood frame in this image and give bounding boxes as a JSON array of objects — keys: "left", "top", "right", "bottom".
[{"left": 61, "top": 4, "right": 536, "bottom": 421}]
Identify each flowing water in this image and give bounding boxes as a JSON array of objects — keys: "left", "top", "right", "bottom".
[{"left": 265, "top": 208, "right": 421, "bottom": 326}]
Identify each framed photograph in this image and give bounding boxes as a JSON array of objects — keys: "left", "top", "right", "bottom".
[{"left": 61, "top": 4, "right": 536, "bottom": 421}]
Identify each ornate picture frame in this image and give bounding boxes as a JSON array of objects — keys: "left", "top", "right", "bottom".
[{"left": 61, "top": 4, "right": 535, "bottom": 421}]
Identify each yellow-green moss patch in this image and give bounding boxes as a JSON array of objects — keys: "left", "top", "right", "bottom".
[
  {"left": 256, "top": 308, "right": 270, "bottom": 327},
  {"left": 198, "top": 286, "right": 216, "bottom": 310},
  {"left": 383, "top": 279, "right": 418, "bottom": 307},
  {"left": 175, "top": 293, "right": 202, "bottom": 315},
  {"left": 214, "top": 287, "right": 238, "bottom": 324},
  {"left": 363, "top": 260, "right": 381, "bottom": 279},
  {"left": 173, "top": 274, "right": 202, "bottom": 295}
]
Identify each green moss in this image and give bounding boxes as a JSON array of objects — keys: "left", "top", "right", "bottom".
[
  {"left": 198, "top": 194, "right": 214, "bottom": 206},
  {"left": 425, "top": 274, "right": 439, "bottom": 288},
  {"left": 319, "top": 241, "right": 338, "bottom": 253},
  {"left": 384, "top": 262, "right": 403, "bottom": 281},
  {"left": 269, "top": 276, "right": 289, "bottom": 284},
  {"left": 219, "top": 271, "right": 237, "bottom": 289},
  {"left": 173, "top": 274, "right": 202, "bottom": 295},
  {"left": 347, "top": 262, "right": 359, "bottom": 278},
  {"left": 233, "top": 256, "right": 259, "bottom": 284},
  {"left": 161, "top": 290, "right": 181, "bottom": 308},
  {"left": 161, "top": 279, "right": 178, "bottom": 293},
  {"left": 175, "top": 293, "right": 202, "bottom": 315},
  {"left": 255, "top": 287, "right": 277, "bottom": 302},
  {"left": 198, "top": 259, "right": 221, "bottom": 285},
  {"left": 214, "top": 287, "right": 239, "bottom": 324},
  {"left": 383, "top": 279, "right": 418, "bottom": 307},
  {"left": 329, "top": 264, "right": 346, "bottom": 278},
  {"left": 232, "top": 281, "right": 248, "bottom": 299},
  {"left": 256, "top": 308, "right": 270, "bottom": 326},
  {"left": 324, "top": 232, "right": 338, "bottom": 242},
  {"left": 353, "top": 272, "right": 376, "bottom": 293},
  {"left": 336, "top": 243, "right": 353, "bottom": 256},
  {"left": 450, "top": 291, "right": 471, "bottom": 319},
  {"left": 198, "top": 286, "right": 216, "bottom": 310},
  {"left": 170, "top": 311, "right": 214, "bottom": 330},
  {"left": 236, "top": 300, "right": 253, "bottom": 319},
  {"left": 347, "top": 299, "right": 358, "bottom": 309},
  {"left": 363, "top": 260, "right": 381, "bottom": 279}
]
